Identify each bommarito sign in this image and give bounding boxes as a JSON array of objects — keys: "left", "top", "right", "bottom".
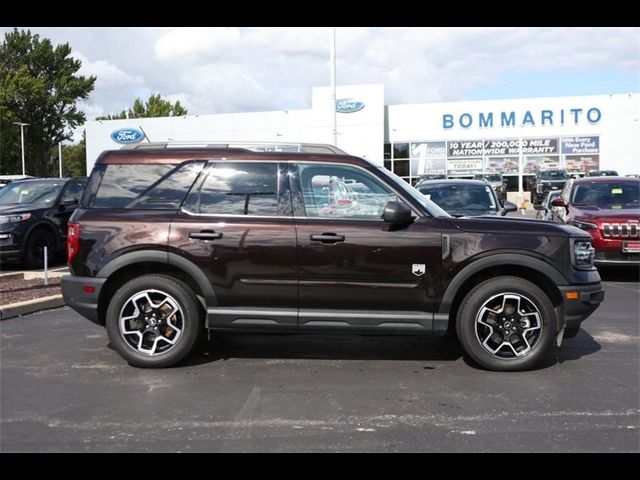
[{"left": 443, "top": 108, "right": 602, "bottom": 129}]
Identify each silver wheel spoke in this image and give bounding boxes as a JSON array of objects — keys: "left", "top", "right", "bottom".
[
  {"left": 475, "top": 292, "right": 544, "bottom": 361},
  {"left": 118, "top": 289, "right": 184, "bottom": 357}
]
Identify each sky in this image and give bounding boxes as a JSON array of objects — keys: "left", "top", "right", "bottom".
[{"left": 3, "top": 27, "right": 640, "bottom": 126}]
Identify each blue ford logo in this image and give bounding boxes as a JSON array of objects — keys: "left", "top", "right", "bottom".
[
  {"left": 336, "top": 98, "right": 365, "bottom": 113},
  {"left": 111, "top": 128, "right": 145, "bottom": 144}
]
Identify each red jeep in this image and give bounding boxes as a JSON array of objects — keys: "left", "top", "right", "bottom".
[{"left": 552, "top": 176, "right": 640, "bottom": 266}]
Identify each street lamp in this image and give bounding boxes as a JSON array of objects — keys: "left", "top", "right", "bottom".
[{"left": 13, "top": 122, "right": 30, "bottom": 176}]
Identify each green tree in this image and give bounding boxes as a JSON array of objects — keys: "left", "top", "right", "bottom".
[
  {"left": 54, "top": 131, "right": 86, "bottom": 177},
  {"left": 0, "top": 28, "right": 96, "bottom": 176},
  {"left": 97, "top": 93, "right": 187, "bottom": 120}
]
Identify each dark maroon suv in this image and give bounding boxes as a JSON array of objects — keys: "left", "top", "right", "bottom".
[{"left": 62, "top": 142, "right": 604, "bottom": 371}]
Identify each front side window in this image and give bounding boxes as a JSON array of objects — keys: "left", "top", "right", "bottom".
[
  {"left": 296, "top": 163, "right": 398, "bottom": 220},
  {"left": 185, "top": 162, "right": 281, "bottom": 216},
  {"left": 417, "top": 183, "right": 498, "bottom": 213},
  {"left": 61, "top": 182, "right": 85, "bottom": 203}
]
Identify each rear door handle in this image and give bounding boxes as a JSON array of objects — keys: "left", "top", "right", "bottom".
[
  {"left": 310, "top": 233, "right": 345, "bottom": 243},
  {"left": 189, "top": 230, "right": 223, "bottom": 240}
]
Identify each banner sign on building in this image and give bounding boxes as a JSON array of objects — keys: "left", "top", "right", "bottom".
[
  {"left": 561, "top": 136, "right": 599, "bottom": 154},
  {"left": 486, "top": 156, "right": 520, "bottom": 174},
  {"left": 447, "top": 158, "right": 483, "bottom": 175},
  {"left": 412, "top": 141, "right": 447, "bottom": 175}
]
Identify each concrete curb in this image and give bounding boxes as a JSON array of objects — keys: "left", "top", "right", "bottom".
[{"left": 0, "top": 295, "right": 65, "bottom": 321}]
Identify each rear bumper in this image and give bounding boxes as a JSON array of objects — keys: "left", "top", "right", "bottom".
[
  {"left": 558, "top": 283, "right": 605, "bottom": 330},
  {"left": 61, "top": 275, "right": 107, "bottom": 325}
]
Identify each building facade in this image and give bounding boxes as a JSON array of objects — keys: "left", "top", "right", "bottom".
[{"left": 85, "top": 85, "right": 640, "bottom": 190}]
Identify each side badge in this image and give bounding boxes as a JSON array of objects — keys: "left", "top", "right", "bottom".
[{"left": 412, "top": 264, "right": 426, "bottom": 277}]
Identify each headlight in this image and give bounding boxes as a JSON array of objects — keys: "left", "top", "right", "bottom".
[
  {"left": 0, "top": 213, "right": 31, "bottom": 224},
  {"left": 573, "top": 240, "right": 595, "bottom": 269},
  {"left": 536, "top": 184, "right": 543, "bottom": 193},
  {"left": 571, "top": 219, "right": 597, "bottom": 231}
]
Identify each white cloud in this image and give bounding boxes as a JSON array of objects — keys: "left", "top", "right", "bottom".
[
  {"left": 5, "top": 26, "right": 637, "bottom": 123},
  {"left": 180, "top": 63, "right": 274, "bottom": 113},
  {"left": 73, "top": 52, "right": 144, "bottom": 87},
  {"left": 246, "top": 27, "right": 330, "bottom": 56},
  {"left": 154, "top": 28, "right": 241, "bottom": 63}
]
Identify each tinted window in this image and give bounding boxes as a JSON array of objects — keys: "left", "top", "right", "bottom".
[
  {"left": 61, "top": 182, "right": 85, "bottom": 203},
  {"left": 571, "top": 181, "right": 640, "bottom": 209},
  {"left": 93, "top": 162, "right": 203, "bottom": 209},
  {"left": 297, "top": 163, "right": 397, "bottom": 219},
  {"left": 418, "top": 183, "right": 498, "bottom": 212},
  {"left": 539, "top": 170, "right": 568, "bottom": 180},
  {"left": 186, "top": 162, "right": 279, "bottom": 216},
  {"left": 0, "top": 180, "right": 65, "bottom": 205}
]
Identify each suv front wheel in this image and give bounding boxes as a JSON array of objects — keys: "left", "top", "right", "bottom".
[
  {"left": 105, "top": 274, "right": 203, "bottom": 368},
  {"left": 456, "top": 276, "right": 557, "bottom": 371}
]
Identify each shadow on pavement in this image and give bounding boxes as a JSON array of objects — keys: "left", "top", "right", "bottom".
[
  {"left": 598, "top": 265, "right": 640, "bottom": 283},
  {"left": 182, "top": 333, "right": 464, "bottom": 367}
]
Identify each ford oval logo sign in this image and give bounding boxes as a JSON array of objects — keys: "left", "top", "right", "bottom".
[
  {"left": 336, "top": 98, "right": 365, "bottom": 113},
  {"left": 111, "top": 128, "right": 145, "bottom": 144}
]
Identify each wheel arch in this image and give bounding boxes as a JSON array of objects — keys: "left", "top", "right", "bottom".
[
  {"left": 23, "top": 220, "right": 60, "bottom": 251},
  {"left": 438, "top": 254, "right": 564, "bottom": 333},
  {"left": 95, "top": 251, "right": 216, "bottom": 326}
]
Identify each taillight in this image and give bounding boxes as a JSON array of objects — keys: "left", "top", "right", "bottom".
[{"left": 67, "top": 223, "right": 80, "bottom": 264}]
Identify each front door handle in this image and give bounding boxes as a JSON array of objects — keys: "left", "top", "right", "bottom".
[
  {"left": 189, "top": 230, "right": 223, "bottom": 240},
  {"left": 310, "top": 233, "right": 345, "bottom": 243}
]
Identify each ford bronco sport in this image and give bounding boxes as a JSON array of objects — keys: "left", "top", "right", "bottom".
[{"left": 62, "top": 142, "right": 604, "bottom": 371}]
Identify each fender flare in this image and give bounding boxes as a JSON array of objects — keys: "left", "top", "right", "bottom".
[
  {"left": 97, "top": 250, "right": 217, "bottom": 304},
  {"left": 438, "top": 253, "right": 565, "bottom": 314},
  {"left": 23, "top": 220, "right": 61, "bottom": 252}
]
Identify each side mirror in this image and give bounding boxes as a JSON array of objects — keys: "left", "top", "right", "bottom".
[
  {"left": 551, "top": 198, "right": 566, "bottom": 207},
  {"left": 501, "top": 200, "right": 518, "bottom": 216},
  {"left": 59, "top": 198, "right": 79, "bottom": 208},
  {"left": 382, "top": 201, "right": 413, "bottom": 225},
  {"left": 533, "top": 204, "right": 546, "bottom": 211}
]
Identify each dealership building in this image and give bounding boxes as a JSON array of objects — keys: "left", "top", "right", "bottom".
[{"left": 85, "top": 84, "right": 640, "bottom": 191}]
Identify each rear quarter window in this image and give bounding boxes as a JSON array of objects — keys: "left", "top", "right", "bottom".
[{"left": 90, "top": 161, "right": 205, "bottom": 209}]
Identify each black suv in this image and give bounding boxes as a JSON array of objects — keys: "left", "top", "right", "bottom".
[
  {"left": 0, "top": 177, "right": 86, "bottom": 268},
  {"left": 532, "top": 170, "right": 569, "bottom": 204},
  {"left": 62, "top": 142, "right": 604, "bottom": 371}
]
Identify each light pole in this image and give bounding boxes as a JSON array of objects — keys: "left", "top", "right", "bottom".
[
  {"left": 329, "top": 27, "right": 337, "bottom": 146},
  {"left": 13, "top": 122, "right": 30, "bottom": 176}
]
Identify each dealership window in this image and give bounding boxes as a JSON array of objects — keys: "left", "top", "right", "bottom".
[
  {"left": 384, "top": 143, "right": 391, "bottom": 160},
  {"left": 393, "top": 143, "right": 409, "bottom": 159}
]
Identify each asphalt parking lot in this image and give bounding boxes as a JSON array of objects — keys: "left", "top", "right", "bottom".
[{"left": 1, "top": 267, "right": 638, "bottom": 452}]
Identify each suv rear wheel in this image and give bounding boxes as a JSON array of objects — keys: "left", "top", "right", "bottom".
[
  {"left": 456, "top": 276, "right": 556, "bottom": 371},
  {"left": 105, "top": 274, "right": 203, "bottom": 368}
]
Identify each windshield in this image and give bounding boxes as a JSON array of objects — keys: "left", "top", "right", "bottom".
[
  {"left": 571, "top": 182, "right": 640, "bottom": 209},
  {"left": 376, "top": 167, "right": 450, "bottom": 217},
  {"left": 0, "top": 181, "right": 64, "bottom": 205},
  {"left": 539, "top": 170, "right": 568, "bottom": 180},
  {"left": 417, "top": 183, "right": 498, "bottom": 212},
  {"left": 482, "top": 174, "right": 502, "bottom": 182}
]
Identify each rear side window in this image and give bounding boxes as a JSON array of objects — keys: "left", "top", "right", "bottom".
[
  {"left": 92, "top": 162, "right": 204, "bottom": 209},
  {"left": 184, "top": 162, "right": 282, "bottom": 216}
]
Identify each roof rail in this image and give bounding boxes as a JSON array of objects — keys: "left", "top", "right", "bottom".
[{"left": 120, "top": 141, "right": 348, "bottom": 155}]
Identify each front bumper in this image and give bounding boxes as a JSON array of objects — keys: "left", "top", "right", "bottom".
[
  {"left": 558, "top": 283, "right": 605, "bottom": 330},
  {"left": 0, "top": 232, "right": 22, "bottom": 262},
  {"left": 61, "top": 275, "right": 107, "bottom": 325}
]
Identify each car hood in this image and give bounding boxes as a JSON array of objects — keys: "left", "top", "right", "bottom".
[
  {"left": 0, "top": 203, "right": 47, "bottom": 214},
  {"left": 448, "top": 209, "right": 499, "bottom": 217},
  {"left": 445, "top": 215, "right": 588, "bottom": 238},
  {"left": 572, "top": 205, "right": 640, "bottom": 222}
]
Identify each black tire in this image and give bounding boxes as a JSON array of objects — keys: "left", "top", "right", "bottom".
[
  {"left": 23, "top": 229, "right": 55, "bottom": 269},
  {"left": 456, "top": 276, "right": 556, "bottom": 371},
  {"left": 105, "top": 274, "right": 203, "bottom": 368}
]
